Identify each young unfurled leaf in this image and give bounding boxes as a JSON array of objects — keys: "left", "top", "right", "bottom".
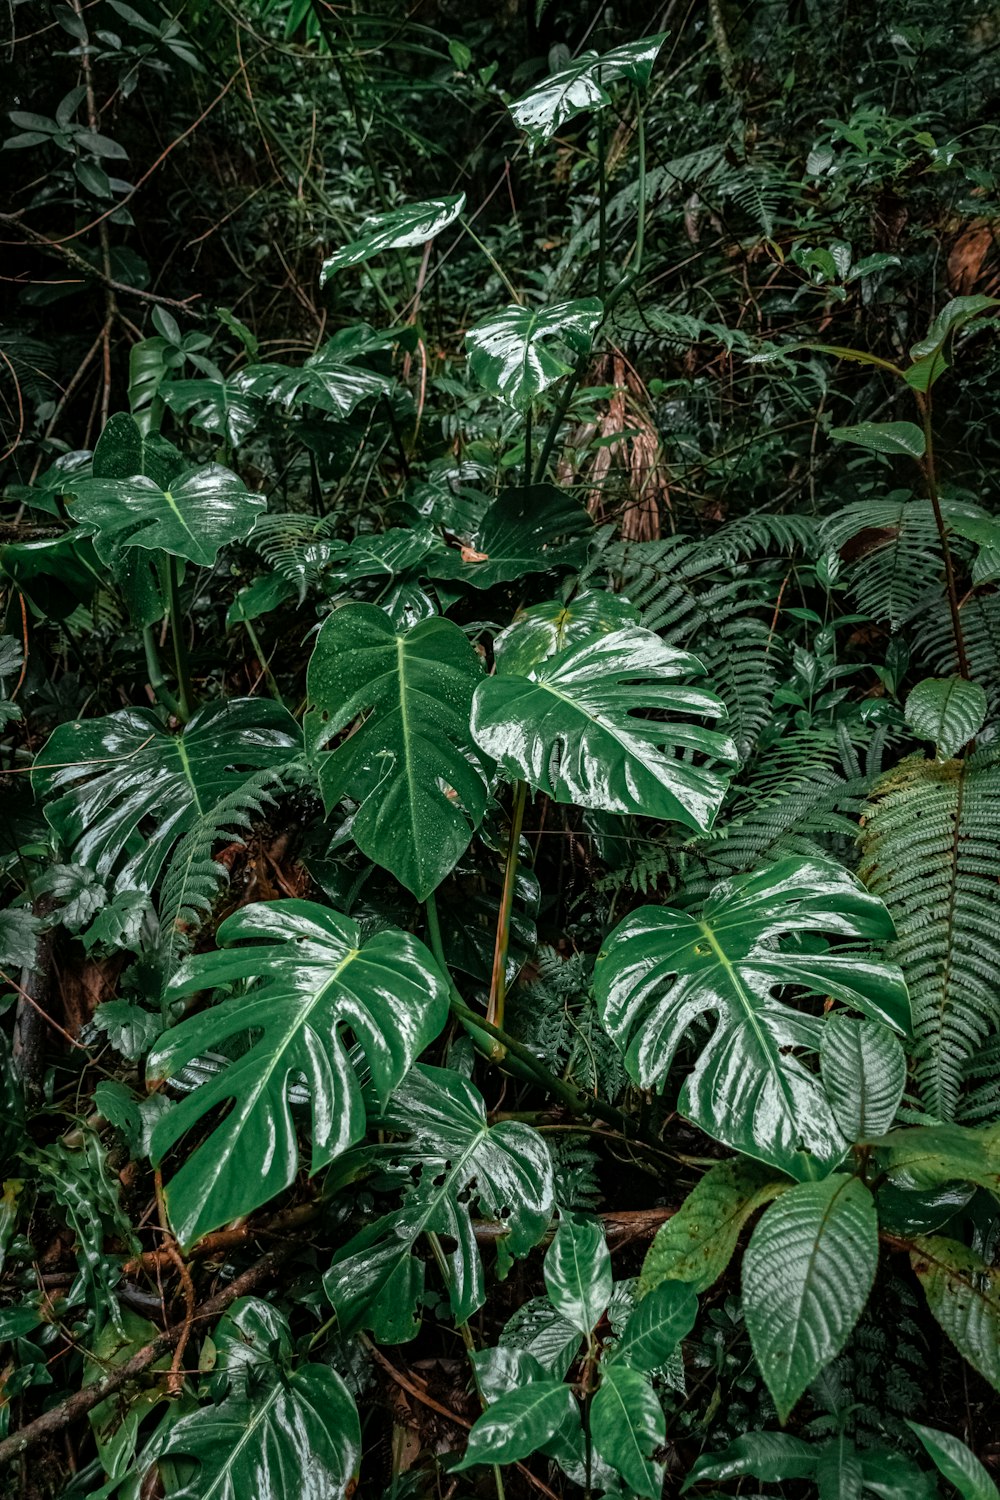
[
  {"left": 904, "top": 675, "right": 987, "bottom": 759},
  {"left": 466, "top": 298, "right": 603, "bottom": 410}
]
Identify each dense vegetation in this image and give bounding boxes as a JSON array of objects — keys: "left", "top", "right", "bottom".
[{"left": 2, "top": 1, "right": 1000, "bottom": 1496}]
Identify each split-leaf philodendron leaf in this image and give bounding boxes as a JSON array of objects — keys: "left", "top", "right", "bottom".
[
  {"left": 65, "top": 463, "right": 265, "bottom": 566},
  {"left": 320, "top": 194, "right": 465, "bottom": 280},
  {"left": 508, "top": 34, "right": 667, "bottom": 149},
  {"left": 466, "top": 298, "right": 603, "bottom": 410}
]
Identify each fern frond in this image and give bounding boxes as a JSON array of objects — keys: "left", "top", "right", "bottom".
[
  {"left": 858, "top": 750, "right": 1000, "bottom": 1119},
  {"left": 822, "top": 497, "right": 943, "bottom": 630},
  {"left": 915, "top": 589, "right": 1000, "bottom": 714}
]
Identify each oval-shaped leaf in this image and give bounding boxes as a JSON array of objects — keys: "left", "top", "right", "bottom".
[
  {"left": 305, "top": 603, "right": 490, "bottom": 899},
  {"left": 148, "top": 900, "right": 450, "bottom": 1247},
  {"left": 66, "top": 463, "right": 265, "bottom": 566},
  {"left": 471, "top": 626, "right": 736, "bottom": 832},
  {"left": 639, "top": 1159, "right": 787, "bottom": 1296},
  {"left": 466, "top": 298, "right": 603, "bottom": 410},
  {"left": 590, "top": 1364, "right": 665, "bottom": 1498},
  {"left": 911, "top": 1235, "right": 1000, "bottom": 1391},
  {"left": 905, "top": 675, "right": 987, "bottom": 760},
  {"left": 611, "top": 1280, "right": 698, "bottom": 1371},
  {"left": 908, "top": 1420, "right": 1000, "bottom": 1500},
  {"left": 320, "top": 194, "right": 465, "bottom": 281},
  {"left": 743, "top": 1174, "right": 879, "bottom": 1420},
  {"left": 820, "top": 1016, "right": 907, "bottom": 1140},
  {"left": 873, "top": 1121, "right": 1000, "bottom": 1197},
  {"left": 828, "top": 421, "right": 926, "bottom": 458},
  {"left": 682, "top": 1432, "right": 815, "bottom": 1490},
  {"left": 509, "top": 35, "right": 667, "bottom": 149},
  {"left": 455, "top": 1381, "right": 578, "bottom": 1470},
  {"left": 543, "top": 1213, "right": 612, "bottom": 1335}
]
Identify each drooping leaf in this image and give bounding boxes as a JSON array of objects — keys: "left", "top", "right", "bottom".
[
  {"left": 148, "top": 900, "right": 450, "bottom": 1247},
  {"left": 905, "top": 294, "right": 999, "bottom": 389},
  {"left": 819, "top": 1016, "right": 907, "bottom": 1140},
  {"left": 323, "top": 1064, "right": 554, "bottom": 1339},
  {"left": 304, "top": 603, "right": 490, "bottom": 900},
  {"left": 742, "top": 1174, "right": 879, "bottom": 1420},
  {"left": 424, "top": 485, "right": 592, "bottom": 590},
  {"left": 904, "top": 676, "right": 987, "bottom": 759},
  {"left": 872, "top": 1122, "right": 1000, "bottom": 1198},
  {"left": 508, "top": 35, "right": 667, "bottom": 149},
  {"left": 65, "top": 463, "right": 265, "bottom": 566},
  {"left": 320, "top": 194, "right": 465, "bottom": 280},
  {"left": 609, "top": 1280, "right": 698, "bottom": 1372},
  {"left": 543, "top": 1213, "right": 612, "bottom": 1335},
  {"left": 639, "top": 1159, "right": 788, "bottom": 1296},
  {"left": 911, "top": 1236, "right": 1000, "bottom": 1390},
  {"left": 454, "top": 1381, "right": 579, "bottom": 1470},
  {"left": 32, "top": 700, "right": 300, "bottom": 895},
  {"left": 682, "top": 1432, "right": 816, "bottom": 1489},
  {"left": 143, "top": 1298, "right": 360, "bottom": 1500},
  {"left": 595, "top": 856, "right": 909, "bottom": 1176},
  {"left": 493, "top": 591, "right": 640, "bottom": 675},
  {"left": 908, "top": 1420, "right": 1000, "bottom": 1500},
  {"left": 829, "top": 421, "right": 926, "bottom": 459},
  {"left": 471, "top": 626, "right": 736, "bottom": 832},
  {"left": 466, "top": 298, "right": 603, "bottom": 410},
  {"left": 590, "top": 1364, "right": 665, "bottom": 1499}
]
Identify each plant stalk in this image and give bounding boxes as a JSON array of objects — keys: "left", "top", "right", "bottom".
[
  {"left": 166, "top": 557, "right": 195, "bottom": 721},
  {"left": 142, "top": 625, "right": 181, "bottom": 719},
  {"left": 486, "top": 779, "right": 528, "bottom": 1053},
  {"left": 915, "top": 392, "right": 970, "bottom": 679}
]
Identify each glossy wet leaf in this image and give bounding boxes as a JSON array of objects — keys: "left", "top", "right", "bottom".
[
  {"left": 455, "top": 1381, "right": 579, "bottom": 1470},
  {"left": 829, "top": 420, "right": 926, "bottom": 459},
  {"left": 148, "top": 899, "right": 450, "bottom": 1247},
  {"left": 65, "top": 463, "right": 265, "bottom": 567},
  {"left": 682, "top": 1432, "right": 815, "bottom": 1489},
  {"left": 305, "top": 603, "right": 490, "bottom": 899},
  {"left": 905, "top": 294, "right": 999, "bottom": 389},
  {"left": 33, "top": 700, "right": 300, "bottom": 895},
  {"left": 591, "top": 1364, "right": 665, "bottom": 1498},
  {"left": 905, "top": 675, "right": 987, "bottom": 759},
  {"left": 144, "top": 1298, "right": 360, "bottom": 1500},
  {"left": 543, "top": 1213, "right": 612, "bottom": 1334},
  {"left": 466, "top": 298, "right": 603, "bottom": 409},
  {"left": 871, "top": 1122, "right": 1000, "bottom": 1197},
  {"left": 509, "top": 35, "right": 667, "bottom": 149},
  {"left": 820, "top": 1016, "right": 907, "bottom": 1139},
  {"left": 161, "top": 378, "right": 261, "bottom": 447},
  {"left": 424, "top": 485, "right": 592, "bottom": 590},
  {"left": 320, "top": 194, "right": 465, "bottom": 280},
  {"left": 911, "top": 1235, "right": 1000, "bottom": 1390},
  {"left": 639, "top": 1159, "right": 788, "bottom": 1296},
  {"left": 323, "top": 1064, "right": 554, "bottom": 1339},
  {"left": 610, "top": 1280, "right": 699, "bottom": 1371},
  {"left": 743, "top": 1174, "right": 879, "bottom": 1420},
  {"left": 499, "top": 1296, "right": 582, "bottom": 1379},
  {"left": 908, "top": 1420, "right": 1000, "bottom": 1500},
  {"left": 471, "top": 626, "right": 736, "bottom": 832},
  {"left": 493, "top": 590, "right": 640, "bottom": 675},
  {"left": 595, "top": 856, "right": 908, "bottom": 1175},
  {"left": 235, "top": 345, "right": 396, "bottom": 418}
]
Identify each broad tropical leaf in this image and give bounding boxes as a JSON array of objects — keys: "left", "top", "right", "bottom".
[
  {"left": 742, "top": 1174, "right": 879, "bottom": 1420},
  {"left": 543, "top": 1214, "right": 612, "bottom": 1335},
  {"left": 872, "top": 1122, "right": 1000, "bottom": 1197},
  {"left": 320, "top": 194, "right": 465, "bottom": 280},
  {"left": 148, "top": 900, "right": 450, "bottom": 1247},
  {"left": 323, "top": 1064, "right": 554, "bottom": 1339},
  {"left": 905, "top": 675, "right": 987, "bottom": 759},
  {"left": 424, "top": 485, "right": 592, "bottom": 589},
  {"left": 905, "top": 293, "right": 999, "bottom": 389},
  {"left": 32, "top": 700, "right": 300, "bottom": 895},
  {"left": 509, "top": 35, "right": 667, "bottom": 149},
  {"left": 908, "top": 1420, "right": 1000, "bottom": 1500},
  {"left": 235, "top": 345, "right": 396, "bottom": 418},
  {"left": 455, "top": 1382, "right": 578, "bottom": 1471},
  {"left": 466, "top": 298, "right": 603, "bottom": 409},
  {"left": 305, "top": 603, "right": 490, "bottom": 899},
  {"left": 682, "top": 1433, "right": 815, "bottom": 1489},
  {"left": 143, "top": 1299, "right": 360, "bottom": 1500},
  {"left": 160, "top": 378, "right": 261, "bottom": 447},
  {"left": 493, "top": 590, "right": 640, "bottom": 675},
  {"left": 471, "top": 626, "right": 736, "bottom": 832},
  {"left": 828, "top": 421, "right": 926, "bottom": 458},
  {"left": 639, "top": 1159, "right": 787, "bottom": 1296},
  {"left": 819, "top": 1016, "right": 907, "bottom": 1140},
  {"left": 595, "top": 856, "right": 909, "bottom": 1176},
  {"left": 911, "top": 1236, "right": 1000, "bottom": 1390},
  {"left": 610, "top": 1280, "right": 699, "bottom": 1371},
  {"left": 590, "top": 1364, "right": 665, "bottom": 1499},
  {"left": 65, "top": 463, "right": 265, "bottom": 566}
]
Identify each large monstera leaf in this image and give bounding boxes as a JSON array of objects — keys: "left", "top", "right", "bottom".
[
  {"left": 323, "top": 1064, "right": 555, "bottom": 1340},
  {"left": 424, "top": 486, "right": 592, "bottom": 590},
  {"left": 65, "top": 463, "right": 265, "bottom": 566},
  {"left": 32, "top": 700, "right": 300, "bottom": 895},
  {"left": 320, "top": 194, "right": 465, "bottom": 280},
  {"left": 305, "top": 603, "right": 490, "bottom": 900},
  {"left": 594, "top": 856, "right": 910, "bottom": 1177},
  {"left": 234, "top": 348, "right": 396, "bottom": 419},
  {"left": 471, "top": 627, "right": 737, "bottom": 833},
  {"left": 509, "top": 35, "right": 667, "bottom": 150},
  {"left": 148, "top": 900, "right": 450, "bottom": 1247},
  {"left": 466, "top": 299, "right": 603, "bottom": 410},
  {"left": 143, "top": 1298, "right": 360, "bottom": 1500}
]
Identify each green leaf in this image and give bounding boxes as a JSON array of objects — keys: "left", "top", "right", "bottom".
[
  {"left": 466, "top": 298, "right": 603, "bottom": 410},
  {"left": 819, "top": 1016, "right": 907, "bottom": 1139},
  {"left": 493, "top": 590, "right": 640, "bottom": 675},
  {"left": 33, "top": 700, "right": 300, "bottom": 895},
  {"left": 454, "top": 1380, "right": 579, "bottom": 1470},
  {"left": 161, "top": 379, "right": 261, "bottom": 447},
  {"left": 499, "top": 1296, "right": 582, "bottom": 1378},
  {"left": 911, "top": 1236, "right": 1000, "bottom": 1390},
  {"left": 423, "top": 485, "right": 592, "bottom": 590},
  {"left": 905, "top": 676, "right": 987, "bottom": 759},
  {"left": 148, "top": 900, "right": 450, "bottom": 1248},
  {"left": 682, "top": 1432, "right": 815, "bottom": 1489},
  {"left": 639, "top": 1159, "right": 788, "bottom": 1296},
  {"left": 320, "top": 194, "right": 465, "bottom": 281},
  {"left": 65, "top": 463, "right": 265, "bottom": 566},
  {"left": 590, "top": 1364, "right": 665, "bottom": 1498},
  {"left": 0, "top": 908, "right": 43, "bottom": 971},
  {"left": 508, "top": 34, "right": 667, "bottom": 149},
  {"left": 907, "top": 294, "right": 999, "bottom": 390},
  {"left": 595, "top": 856, "right": 908, "bottom": 1177},
  {"left": 471, "top": 626, "right": 736, "bottom": 831},
  {"left": 829, "top": 421, "right": 926, "bottom": 458},
  {"left": 144, "top": 1299, "right": 361, "bottom": 1500},
  {"left": 872, "top": 1122, "right": 1000, "bottom": 1197},
  {"left": 92, "top": 411, "right": 180, "bottom": 488},
  {"left": 860, "top": 1446, "right": 940, "bottom": 1500},
  {"left": 543, "top": 1213, "right": 612, "bottom": 1334},
  {"left": 305, "top": 603, "right": 490, "bottom": 900},
  {"left": 743, "top": 1174, "right": 879, "bottom": 1420},
  {"left": 324, "top": 1064, "right": 554, "bottom": 1338},
  {"left": 235, "top": 345, "right": 396, "bottom": 418},
  {"left": 611, "top": 1280, "right": 698, "bottom": 1371},
  {"left": 908, "top": 1420, "right": 1000, "bottom": 1500}
]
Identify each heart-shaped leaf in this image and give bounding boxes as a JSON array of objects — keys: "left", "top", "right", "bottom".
[
  {"left": 595, "top": 856, "right": 909, "bottom": 1176},
  {"left": 471, "top": 626, "right": 736, "bottom": 831},
  {"left": 820, "top": 1016, "right": 907, "bottom": 1140},
  {"left": 509, "top": 35, "right": 667, "bottom": 149},
  {"left": 742, "top": 1174, "right": 879, "bottom": 1420},
  {"left": 320, "top": 194, "right": 465, "bottom": 280},
  {"left": 148, "top": 899, "right": 450, "bottom": 1247},
  {"left": 424, "top": 485, "right": 592, "bottom": 590},
  {"left": 65, "top": 463, "right": 265, "bottom": 566},
  {"left": 904, "top": 675, "right": 987, "bottom": 759},
  {"left": 305, "top": 603, "right": 490, "bottom": 899},
  {"left": 466, "top": 298, "right": 603, "bottom": 410}
]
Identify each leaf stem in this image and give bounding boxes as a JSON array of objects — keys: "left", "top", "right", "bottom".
[
  {"left": 166, "top": 557, "right": 195, "bottom": 722},
  {"left": 142, "top": 625, "right": 181, "bottom": 719},
  {"left": 486, "top": 779, "right": 528, "bottom": 1053},
  {"left": 914, "top": 391, "right": 970, "bottom": 679},
  {"left": 459, "top": 218, "right": 521, "bottom": 304}
]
